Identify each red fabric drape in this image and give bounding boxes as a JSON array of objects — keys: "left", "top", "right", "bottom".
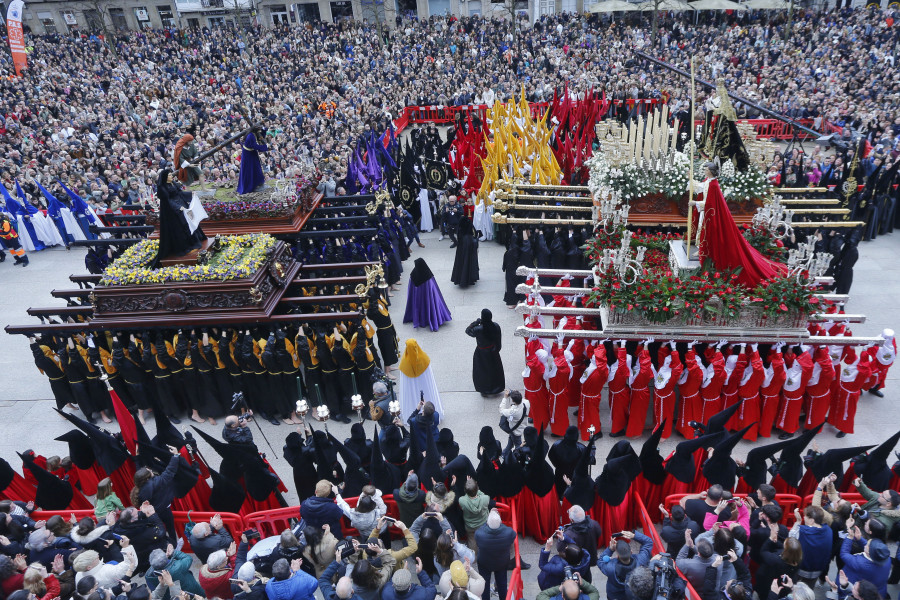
[
  {"left": 110, "top": 460, "right": 137, "bottom": 506},
  {"left": 770, "top": 474, "right": 798, "bottom": 495},
  {"left": 698, "top": 179, "right": 787, "bottom": 288},
  {"left": 515, "top": 488, "right": 561, "bottom": 541},
  {"left": 75, "top": 464, "right": 107, "bottom": 497},
  {"left": 67, "top": 488, "right": 95, "bottom": 510},
  {"left": 632, "top": 476, "right": 665, "bottom": 525},
  {"left": 0, "top": 473, "right": 35, "bottom": 502},
  {"left": 590, "top": 489, "right": 636, "bottom": 537}
]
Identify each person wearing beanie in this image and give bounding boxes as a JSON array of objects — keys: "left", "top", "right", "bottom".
[
  {"left": 299, "top": 480, "right": 344, "bottom": 538},
  {"left": 394, "top": 474, "right": 427, "bottom": 526},
  {"left": 230, "top": 533, "right": 265, "bottom": 600},
  {"left": 438, "top": 559, "right": 485, "bottom": 599},
  {"left": 474, "top": 509, "right": 516, "bottom": 600},
  {"left": 840, "top": 526, "right": 892, "bottom": 598},
  {"left": 72, "top": 542, "right": 138, "bottom": 589},
  {"left": 144, "top": 545, "right": 202, "bottom": 600},
  {"left": 381, "top": 559, "right": 435, "bottom": 600}
]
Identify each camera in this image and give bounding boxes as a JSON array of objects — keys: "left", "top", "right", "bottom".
[
  {"left": 563, "top": 566, "right": 579, "bottom": 581},
  {"left": 335, "top": 540, "right": 356, "bottom": 560},
  {"left": 650, "top": 553, "right": 686, "bottom": 600},
  {"left": 243, "top": 529, "right": 261, "bottom": 541}
]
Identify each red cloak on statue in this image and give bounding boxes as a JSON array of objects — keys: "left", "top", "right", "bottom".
[{"left": 697, "top": 179, "right": 787, "bottom": 288}]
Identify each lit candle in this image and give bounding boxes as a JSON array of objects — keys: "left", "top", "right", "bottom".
[
  {"left": 671, "top": 120, "right": 679, "bottom": 153},
  {"left": 351, "top": 372, "right": 358, "bottom": 397},
  {"left": 634, "top": 117, "right": 643, "bottom": 166}
]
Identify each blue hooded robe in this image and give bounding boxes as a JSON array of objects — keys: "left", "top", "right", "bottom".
[{"left": 236, "top": 131, "right": 268, "bottom": 195}]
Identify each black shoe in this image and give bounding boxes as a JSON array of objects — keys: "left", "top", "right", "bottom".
[
  {"left": 610, "top": 430, "right": 626, "bottom": 438},
  {"left": 169, "top": 416, "right": 181, "bottom": 424},
  {"left": 20, "top": 255, "right": 28, "bottom": 267},
  {"left": 519, "top": 560, "right": 531, "bottom": 570},
  {"left": 778, "top": 431, "right": 794, "bottom": 440},
  {"left": 0, "top": 251, "right": 5, "bottom": 262},
  {"left": 836, "top": 431, "right": 847, "bottom": 438},
  {"left": 869, "top": 387, "right": 885, "bottom": 398},
  {"left": 596, "top": 430, "right": 603, "bottom": 438},
  {"left": 449, "top": 243, "right": 457, "bottom": 248},
  {"left": 335, "top": 414, "right": 352, "bottom": 424},
  {"left": 269, "top": 417, "right": 281, "bottom": 425}
]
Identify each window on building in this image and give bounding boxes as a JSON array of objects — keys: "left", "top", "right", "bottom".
[
  {"left": 158, "top": 6, "right": 175, "bottom": 26},
  {"left": 330, "top": 0, "right": 353, "bottom": 19},
  {"left": 37, "top": 11, "right": 57, "bottom": 33},
  {"left": 296, "top": 2, "right": 320, "bottom": 21},
  {"left": 109, "top": 7, "right": 128, "bottom": 29}
]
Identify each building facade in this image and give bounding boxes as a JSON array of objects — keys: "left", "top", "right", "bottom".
[{"left": 8, "top": 0, "right": 549, "bottom": 33}]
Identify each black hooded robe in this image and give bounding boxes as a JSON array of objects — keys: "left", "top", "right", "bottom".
[
  {"left": 450, "top": 217, "right": 479, "bottom": 287},
  {"left": 149, "top": 169, "right": 206, "bottom": 268},
  {"left": 465, "top": 309, "right": 505, "bottom": 395}
]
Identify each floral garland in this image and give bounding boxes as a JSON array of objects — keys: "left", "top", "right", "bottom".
[
  {"left": 584, "top": 229, "right": 816, "bottom": 323},
  {"left": 586, "top": 152, "right": 770, "bottom": 204},
  {"left": 100, "top": 233, "right": 277, "bottom": 286}
]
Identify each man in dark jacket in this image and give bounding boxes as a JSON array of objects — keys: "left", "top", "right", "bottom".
[
  {"left": 189, "top": 515, "right": 234, "bottom": 564},
  {"left": 394, "top": 473, "right": 427, "bottom": 526},
  {"left": 660, "top": 504, "right": 699, "bottom": 557},
  {"left": 562, "top": 505, "right": 603, "bottom": 582},
  {"left": 474, "top": 509, "right": 516, "bottom": 600},
  {"left": 701, "top": 551, "right": 753, "bottom": 600},
  {"left": 300, "top": 480, "right": 344, "bottom": 538},
  {"left": 112, "top": 505, "right": 168, "bottom": 572},
  {"left": 136, "top": 453, "right": 180, "bottom": 542},
  {"left": 597, "top": 531, "right": 653, "bottom": 600}
]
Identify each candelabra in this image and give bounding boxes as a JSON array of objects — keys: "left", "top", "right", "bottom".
[
  {"left": 355, "top": 263, "right": 389, "bottom": 298},
  {"left": 752, "top": 197, "right": 793, "bottom": 237},
  {"left": 314, "top": 404, "right": 331, "bottom": 433},
  {"left": 295, "top": 399, "right": 309, "bottom": 428},
  {"left": 593, "top": 229, "right": 646, "bottom": 286},
  {"left": 786, "top": 235, "right": 832, "bottom": 283},
  {"left": 351, "top": 394, "right": 365, "bottom": 423},
  {"left": 593, "top": 189, "right": 630, "bottom": 235}
]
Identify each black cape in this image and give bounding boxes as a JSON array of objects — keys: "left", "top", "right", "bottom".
[
  {"left": 466, "top": 308, "right": 504, "bottom": 395},
  {"left": 450, "top": 218, "right": 479, "bottom": 287}
]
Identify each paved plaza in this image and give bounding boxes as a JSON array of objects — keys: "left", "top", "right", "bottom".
[{"left": 1, "top": 229, "right": 900, "bottom": 597}]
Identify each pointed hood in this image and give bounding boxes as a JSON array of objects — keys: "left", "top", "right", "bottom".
[
  {"left": 853, "top": 430, "right": 900, "bottom": 492},
  {"left": 564, "top": 433, "right": 601, "bottom": 509},
  {"left": 595, "top": 442, "right": 641, "bottom": 506},
  {"left": 55, "top": 430, "right": 96, "bottom": 470},
  {"left": 436, "top": 428, "right": 460, "bottom": 462},
  {"left": 807, "top": 445, "right": 874, "bottom": 487},
  {"left": 775, "top": 424, "right": 823, "bottom": 488},
  {"left": 153, "top": 409, "right": 186, "bottom": 450},
  {"left": 666, "top": 431, "right": 726, "bottom": 484},
  {"left": 705, "top": 401, "right": 743, "bottom": 435},
  {"left": 20, "top": 452, "right": 73, "bottom": 510},
  {"left": 207, "top": 466, "right": 246, "bottom": 514},
  {"left": 0, "top": 457, "right": 24, "bottom": 494},
  {"left": 742, "top": 438, "right": 796, "bottom": 489},
  {"left": 370, "top": 426, "right": 402, "bottom": 493},
  {"left": 54, "top": 409, "right": 130, "bottom": 474},
  {"left": 702, "top": 424, "right": 754, "bottom": 490},
  {"left": 640, "top": 421, "right": 668, "bottom": 485}
]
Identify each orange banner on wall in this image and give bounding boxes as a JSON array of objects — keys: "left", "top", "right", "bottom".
[{"left": 6, "top": 0, "right": 27, "bottom": 77}]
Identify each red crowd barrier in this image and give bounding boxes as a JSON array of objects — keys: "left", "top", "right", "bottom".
[
  {"left": 663, "top": 493, "right": 803, "bottom": 527},
  {"left": 28, "top": 509, "right": 244, "bottom": 554}
]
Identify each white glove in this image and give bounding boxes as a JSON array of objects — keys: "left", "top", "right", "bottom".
[
  {"left": 717, "top": 339, "right": 728, "bottom": 349},
  {"left": 750, "top": 343, "right": 759, "bottom": 351},
  {"left": 669, "top": 341, "right": 677, "bottom": 350},
  {"left": 87, "top": 337, "right": 95, "bottom": 349}
]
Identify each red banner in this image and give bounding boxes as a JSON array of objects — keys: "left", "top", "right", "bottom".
[{"left": 7, "top": 0, "right": 27, "bottom": 77}]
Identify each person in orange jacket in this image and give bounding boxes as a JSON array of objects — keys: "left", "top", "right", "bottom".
[{"left": 0, "top": 213, "right": 28, "bottom": 266}]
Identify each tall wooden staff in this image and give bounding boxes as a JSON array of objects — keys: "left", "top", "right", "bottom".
[{"left": 686, "top": 57, "right": 696, "bottom": 258}]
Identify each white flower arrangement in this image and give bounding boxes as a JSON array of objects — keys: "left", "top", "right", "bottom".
[{"left": 587, "top": 150, "right": 769, "bottom": 204}]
